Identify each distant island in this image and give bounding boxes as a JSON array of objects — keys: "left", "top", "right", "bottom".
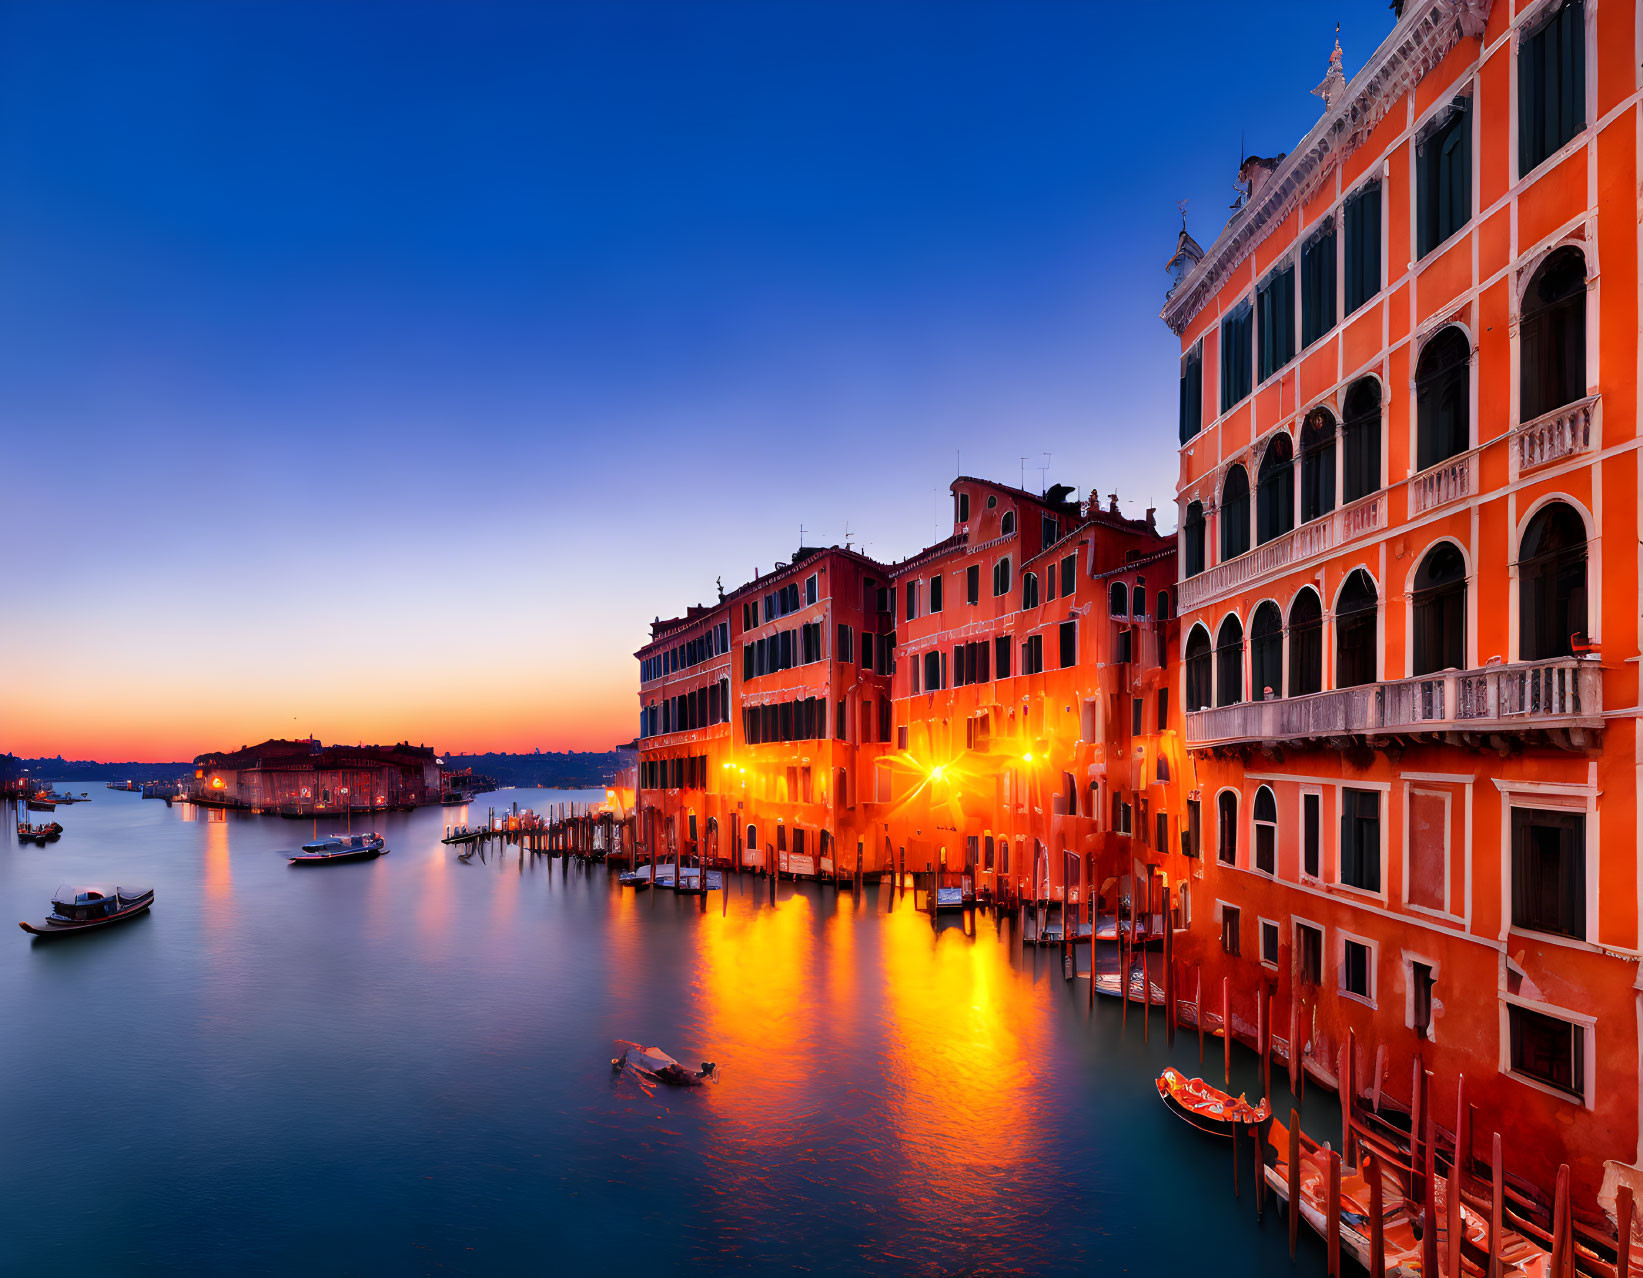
[
  {"left": 3, "top": 754, "right": 191, "bottom": 784},
  {"left": 2, "top": 750, "right": 622, "bottom": 791},
  {"left": 442, "top": 750, "right": 622, "bottom": 791}
]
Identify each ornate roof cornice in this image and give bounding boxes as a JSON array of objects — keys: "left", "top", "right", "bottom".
[{"left": 1160, "top": 0, "right": 1492, "bottom": 337}]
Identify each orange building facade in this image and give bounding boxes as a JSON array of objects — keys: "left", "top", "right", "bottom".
[
  {"left": 880, "top": 478, "right": 1191, "bottom": 917},
  {"left": 1161, "top": 0, "right": 1640, "bottom": 1201}
]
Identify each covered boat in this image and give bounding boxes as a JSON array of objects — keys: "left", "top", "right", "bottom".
[
  {"left": 288, "top": 832, "right": 386, "bottom": 864},
  {"left": 20, "top": 884, "right": 154, "bottom": 936},
  {"left": 1155, "top": 1066, "right": 1270, "bottom": 1135},
  {"left": 612, "top": 1040, "right": 716, "bottom": 1086},
  {"left": 16, "top": 822, "right": 63, "bottom": 845}
]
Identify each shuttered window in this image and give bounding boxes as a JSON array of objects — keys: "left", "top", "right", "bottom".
[
  {"left": 1339, "top": 788, "right": 1381, "bottom": 892},
  {"left": 1220, "top": 302, "right": 1253, "bottom": 410},
  {"left": 1416, "top": 98, "right": 1471, "bottom": 258},
  {"left": 1343, "top": 182, "right": 1381, "bottom": 315},
  {"left": 1300, "top": 224, "right": 1336, "bottom": 348},
  {"left": 1519, "top": 0, "right": 1585, "bottom": 176},
  {"left": 1256, "top": 264, "right": 1295, "bottom": 382},
  {"left": 1179, "top": 345, "right": 1203, "bottom": 443}
]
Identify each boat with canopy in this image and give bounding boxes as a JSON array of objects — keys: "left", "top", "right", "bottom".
[
  {"left": 20, "top": 884, "right": 154, "bottom": 936},
  {"left": 288, "top": 833, "right": 386, "bottom": 864}
]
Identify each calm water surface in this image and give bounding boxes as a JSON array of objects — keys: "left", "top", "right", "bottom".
[{"left": 0, "top": 787, "right": 1335, "bottom": 1275}]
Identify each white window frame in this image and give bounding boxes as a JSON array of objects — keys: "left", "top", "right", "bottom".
[
  {"left": 1337, "top": 928, "right": 1377, "bottom": 1008},
  {"left": 1497, "top": 779, "right": 1596, "bottom": 950},
  {"left": 1499, "top": 991, "right": 1595, "bottom": 1110},
  {"left": 1299, "top": 787, "right": 1324, "bottom": 883},
  {"left": 1258, "top": 916, "right": 1281, "bottom": 970}
]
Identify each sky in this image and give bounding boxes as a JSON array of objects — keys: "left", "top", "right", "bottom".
[{"left": 0, "top": 0, "right": 1393, "bottom": 761}]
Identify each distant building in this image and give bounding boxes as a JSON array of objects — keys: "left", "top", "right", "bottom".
[{"left": 190, "top": 739, "right": 442, "bottom": 813}]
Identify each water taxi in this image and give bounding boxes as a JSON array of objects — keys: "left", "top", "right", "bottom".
[
  {"left": 20, "top": 884, "right": 154, "bottom": 937},
  {"left": 288, "top": 832, "right": 387, "bottom": 864},
  {"left": 16, "top": 821, "right": 63, "bottom": 845}
]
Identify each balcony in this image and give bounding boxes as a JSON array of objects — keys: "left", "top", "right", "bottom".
[
  {"left": 1179, "top": 494, "right": 1385, "bottom": 613},
  {"left": 1513, "top": 395, "right": 1597, "bottom": 475},
  {"left": 1409, "top": 449, "right": 1477, "bottom": 515},
  {"left": 1184, "top": 658, "right": 1602, "bottom": 751}
]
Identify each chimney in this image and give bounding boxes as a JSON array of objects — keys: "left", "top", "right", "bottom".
[
  {"left": 1145, "top": 506, "right": 1157, "bottom": 532},
  {"left": 1238, "top": 154, "right": 1287, "bottom": 204}
]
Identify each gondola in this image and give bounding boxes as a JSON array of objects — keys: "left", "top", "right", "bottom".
[
  {"left": 1155, "top": 1066, "right": 1270, "bottom": 1136},
  {"left": 287, "top": 832, "right": 386, "bottom": 864},
  {"left": 20, "top": 884, "right": 154, "bottom": 936},
  {"left": 16, "top": 821, "right": 63, "bottom": 844}
]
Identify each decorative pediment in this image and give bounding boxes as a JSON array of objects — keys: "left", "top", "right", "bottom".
[{"left": 1161, "top": 0, "right": 1495, "bottom": 336}]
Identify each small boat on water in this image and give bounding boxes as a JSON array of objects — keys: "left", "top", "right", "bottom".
[
  {"left": 672, "top": 867, "right": 723, "bottom": 894},
  {"left": 25, "top": 799, "right": 55, "bottom": 812},
  {"left": 1155, "top": 1067, "right": 1270, "bottom": 1136},
  {"left": 288, "top": 832, "right": 387, "bottom": 864},
  {"left": 612, "top": 1040, "right": 717, "bottom": 1086},
  {"left": 617, "top": 865, "right": 655, "bottom": 888},
  {"left": 440, "top": 792, "right": 469, "bottom": 806},
  {"left": 17, "top": 822, "right": 64, "bottom": 845},
  {"left": 20, "top": 884, "right": 154, "bottom": 937},
  {"left": 933, "top": 886, "right": 967, "bottom": 911}
]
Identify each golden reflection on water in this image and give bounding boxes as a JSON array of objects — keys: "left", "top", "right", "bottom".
[{"left": 879, "top": 893, "right": 1046, "bottom": 1206}]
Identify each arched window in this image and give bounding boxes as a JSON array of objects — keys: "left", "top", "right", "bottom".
[
  {"left": 1335, "top": 569, "right": 1379, "bottom": 688},
  {"left": 1253, "top": 786, "right": 1277, "bottom": 874},
  {"left": 1342, "top": 378, "right": 1382, "bottom": 502},
  {"left": 1221, "top": 465, "right": 1251, "bottom": 560},
  {"left": 1157, "top": 590, "right": 1172, "bottom": 621},
  {"left": 1109, "top": 581, "right": 1128, "bottom": 616},
  {"left": 1250, "top": 602, "right": 1283, "bottom": 700},
  {"left": 1521, "top": 246, "right": 1586, "bottom": 421},
  {"left": 1001, "top": 510, "right": 1016, "bottom": 536},
  {"left": 1288, "top": 589, "right": 1323, "bottom": 696},
  {"left": 1217, "top": 791, "right": 1238, "bottom": 865},
  {"left": 1300, "top": 407, "right": 1337, "bottom": 522},
  {"left": 1183, "top": 502, "right": 1206, "bottom": 578},
  {"left": 1021, "top": 571, "right": 1039, "bottom": 609},
  {"left": 1256, "top": 435, "right": 1295, "bottom": 544},
  {"left": 1416, "top": 327, "right": 1471, "bottom": 469},
  {"left": 1185, "top": 625, "right": 1213, "bottom": 711},
  {"left": 1215, "top": 614, "right": 1244, "bottom": 707},
  {"left": 1412, "top": 543, "right": 1467, "bottom": 675},
  {"left": 1519, "top": 502, "right": 1589, "bottom": 660}
]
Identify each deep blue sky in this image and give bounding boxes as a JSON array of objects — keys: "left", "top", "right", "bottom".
[{"left": 0, "top": 0, "right": 1392, "bottom": 756}]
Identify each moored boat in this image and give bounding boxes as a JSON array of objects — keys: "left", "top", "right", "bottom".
[
  {"left": 1155, "top": 1066, "right": 1270, "bottom": 1136},
  {"left": 288, "top": 832, "right": 387, "bottom": 864},
  {"left": 20, "top": 884, "right": 154, "bottom": 936},
  {"left": 16, "top": 821, "right": 64, "bottom": 845},
  {"left": 612, "top": 1040, "right": 717, "bottom": 1086},
  {"left": 25, "top": 799, "right": 55, "bottom": 812}
]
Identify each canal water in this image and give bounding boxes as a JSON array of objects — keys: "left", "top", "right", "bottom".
[{"left": 0, "top": 787, "right": 1338, "bottom": 1275}]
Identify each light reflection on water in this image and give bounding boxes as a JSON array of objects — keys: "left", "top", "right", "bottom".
[{"left": 0, "top": 788, "right": 1331, "bottom": 1275}]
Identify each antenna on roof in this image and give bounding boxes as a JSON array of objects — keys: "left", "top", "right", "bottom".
[
  {"left": 843, "top": 519, "right": 853, "bottom": 549},
  {"left": 1020, "top": 457, "right": 1029, "bottom": 490},
  {"left": 956, "top": 449, "right": 961, "bottom": 479},
  {"left": 1038, "top": 452, "right": 1052, "bottom": 496}
]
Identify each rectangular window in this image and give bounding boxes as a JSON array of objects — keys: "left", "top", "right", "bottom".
[
  {"left": 1060, "top": 553, "right": 1075, "bottom": 595},
  {"left": 1184, "top": 799, "right": 1201, "bottom": 858},
  {"left": 1059, "top": 620, "right": 1076, "bottom": 669},
  {"left": 923, "top": 650, "right": 941, "bottom": 692},
  {"left": 1509, "top": 1004, "right": 1585, "bottom": 1099},
  {"left": 1416, "top": 97, "right": 1471, "bottom": 258},
  {"left": 1297, "top": 923, "right": 1323, "bottom": 985},
  {"left": 1021, "top": 634, "right": 1043, "bottom": 675},
  {"left": 1303, "top": 792, "right": 1321, "bottom": 878},
  {"left": 1045, "top": 562, "right": 1056, "bottom": 601},
  {"left": 1343, "top": 181, "right": 1381, "bottom": 315},
  {"left": 1342, "top": 939, "right": 1372, "bottom": 999},
  {"left": 879, "top": 698, "right": 891, "bottom": 743},
  {"left": 905, "top": 581, "right": 918, "bottom": 622},
  {"left": 929, "top": 574, "right": 943, "bottom": 613},
  {"left": 805, "top": 574, "right": 818, "bottom": 606},
  {"left": 1155, "top": 812, "right": 1167, "bottom": 852},
  {"left": 1220, "top": 302, "right": 1252, "bottom": 411},
  {"left": 1256, "top": 263, "right": 1295, "bottom": 381},
  {"left": 1221, "top": 906, "right": 1241, "bottom": 957},
  {"left": 1511, "top": 808, "right": 1586, "bottom": 940},
  {"left": 1519, "top": 0, "right": 1585, "bottom": 177},
  {"left": 995, "top": 636, "right": 1011, "bottom": 679},
  {"left": 966, "top": 565, "right": 980, "bottom": 605},
  {"left": 1156, "top": 688, "right": 1169, "bottom": 731},
  {"left": 837, "top": 624, "right": 854, "bottom": 664},
  {"left": 1340, "top": 788, "right": 1381, "bottom": 892},
  {"left": 993, "top": 557, "right": 1011, "bottom": 597},
  {"left": 1131, "top": 697, "right": 1143, "bottom": 736},
  {"left": 1300, "top": 223, "right": 1336, "bottom": 348},
  {"left": 1179, "top": 345, "right": 1203, "bottom": 444},
  {"left": 1260, "top": 919, "right": 1280, "bottom": 967},
  {"left": 1412, "top": 962, "right": 1435, "bottom": 1040},
  {"left": 1116, "top": 628, "right": 1132, "bottom": 664},
  {"left": 859, "top": 632, "right": 873, "bottom": 671}
]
